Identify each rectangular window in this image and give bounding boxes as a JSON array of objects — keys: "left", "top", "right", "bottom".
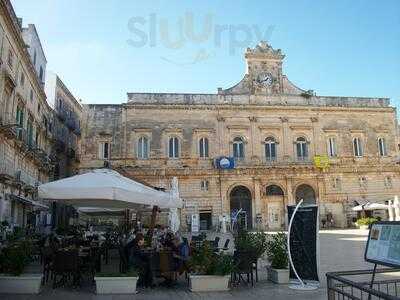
[
  {"left": 359, "top": 177, "right": 367, "bottom": 188},
  {"left": 20, "top": 72, "right": 25, "bottom": 86},
  {"left": 7, "top": 50, "right": 14, "bottom": 68},
  {"left": 265, "top": 143, "right": 276, "bottom": 161},
  {"left": 296, "top": 143, "right": 308, "bottom": 160},
  {"left": 327, "top": 137, "right": 337, "bottom": 157},
  {"left": 200, "top": 180, "right": 209, "bottom": 191},
  {"left": 98, "top": 142, "right": 110, "bottom": 159},
  {"left": 384, "top": 176, "right": 392, "bottom": 188},
  {"left": 353, "top": 138, "right": 363, "bottom": 157},
  {"left": 332, "top": 177, "right": 341, "bottom": 190},
  {"left": 27, "top": 119, "right": 34, "bottom": 148}
]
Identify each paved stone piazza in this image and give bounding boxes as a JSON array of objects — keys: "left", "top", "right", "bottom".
[{"left": 4, "top": 229, "right": 397, "bottom": 300}]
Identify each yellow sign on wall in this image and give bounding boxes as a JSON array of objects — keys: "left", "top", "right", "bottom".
[{"left": 314, "top": 155, "right": 330, "bottom": 170}]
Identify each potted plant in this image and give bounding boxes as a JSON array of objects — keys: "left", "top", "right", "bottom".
[
  {"left": 189, "top": 242, "right": 234, "bottom": 292},
  {"left": 265, "top": 232, "right": 289, "bottom": 284},
  {"left": 94, "top": 268, "right": 139, "bottom": 294},
  {"left": 356, "top": 217, "right": 377, "bottom": 230},
  {"left": 0, "top": 240, "right": 42, "bottom": 294}
]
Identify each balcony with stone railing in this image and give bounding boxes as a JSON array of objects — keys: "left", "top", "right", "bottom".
[
  {"left": 0, "top": 159, "right": 15, "bottom": 182},
  {"left": 0, "top": 112, "right": 19, "bottom": 139}
]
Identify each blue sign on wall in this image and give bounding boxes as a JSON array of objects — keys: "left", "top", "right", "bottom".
[{"left": 215, "top": 157, "right": 235, "bottom": 169}]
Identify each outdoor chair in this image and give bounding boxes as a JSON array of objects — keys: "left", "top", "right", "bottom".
[
  {"left": 212, "top": 236, "right": 220, "bottom": 252},
  {"left": 233, "top": 251, "right": 255, "bottom": 287},
  {"left": 159, "top": 250, "right": 176, "bottom": 282},
  {"left": 52, "top": 249, "right": 79, "bottom": 288},
  {"left": 118, "top": 245, "right": 128, "bottom": 273},
  {"left": 219, "top": 238, "right": 230, "bottom": 252},
  {"left": 42, "top": 247, "right": 54, "bottom": 284}
]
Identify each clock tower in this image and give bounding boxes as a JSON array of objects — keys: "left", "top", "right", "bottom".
[
  {"left": 218, "top": 41, "right": 306, "bottom": 96},
  {"left": 244, "top": 41, "right": 285, "bottom": 94}
]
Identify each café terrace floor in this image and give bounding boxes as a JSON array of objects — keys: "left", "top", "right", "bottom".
[{"left": 2, "top": 229, "right": 393, "bottom": 300}]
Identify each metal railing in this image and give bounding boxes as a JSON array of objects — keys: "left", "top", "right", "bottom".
[{"left": 327, "top": 269, "right": 400, "bottom": 300}]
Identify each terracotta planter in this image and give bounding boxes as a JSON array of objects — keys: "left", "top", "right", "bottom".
[
  {"left": 267, "top": 266, "right": 289, "bottom": 284},
  {"left": 94, "top": 276, "right": 138, "bottom": 294},
  {"left": 189, "top": 274, "right": 230, "bottom": 292},
  {"left": 0, "top": 274, "right": 42, "bottom": 294}
]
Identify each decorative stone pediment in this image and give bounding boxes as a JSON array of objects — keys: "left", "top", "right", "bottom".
[{"left": 244, "top": 41, "right": 285, "bottom": 60}]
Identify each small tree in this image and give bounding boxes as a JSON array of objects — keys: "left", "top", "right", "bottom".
[{"left": 266, "top": 233, "right": 288, "bottom": 269}]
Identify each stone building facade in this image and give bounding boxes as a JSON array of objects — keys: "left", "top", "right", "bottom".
[
  {"left": 80, "top": 41, "right": 400, "bottom": 230},
  {"left": 45, "top": 71, "right": 82, "bottom": 180},
  {"left": 0, "top": 0, "right": 53, "bottom": 227}
]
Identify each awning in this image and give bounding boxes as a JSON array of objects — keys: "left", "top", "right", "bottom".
[
  {"left": 7, "top": 194, "right": 49, "bottom": 210},
  {"left": 38, "top": 169, "right": 182, "bottom": 209},
  {"left": 352, "top": 202, "right": 389, "bottom": 211},
  {"left": 77, "top": 207, "right": 125, "bottom": 216}
]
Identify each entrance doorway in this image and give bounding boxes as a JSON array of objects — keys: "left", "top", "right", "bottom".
[
  {"left": 295, "top": 184, "right": 316, "bottom": 205},
  {"left": 230, "top": 186, "right": 252, "bottom": 230},
  {"left": 265, "top": 185, "right": 285, "bottom": 230},
  {"left": 199, "top": 210, "right": 212, "bottom": 230}
]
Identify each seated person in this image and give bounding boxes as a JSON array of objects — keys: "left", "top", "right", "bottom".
[
  {"left": 172, "top": 237, "right": 190, "bottom": 275},
  {"left": 130, "top": 233, "right": 153, "bottom": 288}
]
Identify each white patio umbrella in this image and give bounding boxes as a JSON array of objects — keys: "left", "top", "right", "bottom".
[
  {"left": 168, "top": 177, "right": 181, "bottom": 233},
  {"left": 352, "top": 202, "right": 389, "bottom": 211},
  {"left": 388, "top": 200, "right": 395, "bottom": 221},
  {"left": 38, "top": 169, "right": 182, "bottom": 210}
]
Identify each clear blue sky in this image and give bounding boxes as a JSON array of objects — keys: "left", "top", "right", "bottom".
[{"left": 11, "top": 0, "right": 400, "bottom": 108}]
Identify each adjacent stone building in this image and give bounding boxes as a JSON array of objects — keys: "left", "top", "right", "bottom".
[
  {"left": 81, "top": 41, "right": 400, "bottom": 231},
  {"left": 45, "top": 71, "right": 82, "bottom": 180},
  {"left": 0, "top": 0, "right": 53, "bottom": 227}
]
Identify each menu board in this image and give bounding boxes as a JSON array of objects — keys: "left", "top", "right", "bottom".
[{"left": 365, "top": 221, "right": 400, "bottom": 267}]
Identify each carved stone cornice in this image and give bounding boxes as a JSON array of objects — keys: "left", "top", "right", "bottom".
[
  {"left": 280, "top": 117, "right": 288, "bottom": 123},
  {"left": 216, "top": 116, "right": 225, "bottom": 122},
  {"left": 245, "top": 41, "right": 285, "bottom": 60},
  {"left": 227, "top": 125, "right": 250, "bottom": 130},
  {"left": 249, "top": 116, "right": 258, "bottom": 122},
  {"left": 310, "top": 117, "right": 318, "bottom": 123}
]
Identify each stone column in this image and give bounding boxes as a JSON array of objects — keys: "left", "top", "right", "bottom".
[
  {"left": 311, "top": 116, "right": 320, "bottom": 156},
  {"left": 216, "top": 115, "right": 225, "bottom": 156},
  {"left": 280, "top": 117, "right": 290, "bottom": 161},
  {"left": 249, "top": 116, "right": 257, "bottom": 159},
  {"left": 253, "top": 177, "right": 262, "bottom": 228}
]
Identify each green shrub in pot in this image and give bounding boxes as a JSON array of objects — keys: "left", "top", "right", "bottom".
[
  {"left": 235, "top": 230, "right": 268, "bottom": 259},
  {"left": 189, "top": 242, "right": 234, "bottom": 276},
  {"left": 0, "top": 240, "right": 33, "bottom": 276},
  {"left": 265, "top": 232, "right": 288, "bottom": 269},
  {"left": 356, "top": 217, "right": 378, "bottom": 227}
]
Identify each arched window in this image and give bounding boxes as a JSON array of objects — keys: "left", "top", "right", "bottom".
[
  {"left": 168, "top": 137, "right": 179, "bottom": 158},
  {"left": 137, "top": 136, "right": 149, "bottom": 159},
  {"left": 199, "top": 137, "right": 209, "bottom": 158},
  {"left": 378, "top": 137, "right": 387, "bottom": 157},
  {"left": 266, "top": 185, "right": 284, "bottom": 196},
  {"left": 353, "top": 137, "right": 363, "bottom": 157},
  {"left": 264, "top": 136, "right": 277, "bottom": 161},
  {"left": 327, "top": 137, "right": 337, "bottom": 157},
  {"left": 233, "top": 137, "right": 244, "bottom": 159},
  {"left": 296, "top": 137, "right": 308, "bottom": 160}
]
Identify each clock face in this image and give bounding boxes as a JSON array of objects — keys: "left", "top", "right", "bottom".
[{"left": 257, "top": 72, "right": 273, "bottom": 87}]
